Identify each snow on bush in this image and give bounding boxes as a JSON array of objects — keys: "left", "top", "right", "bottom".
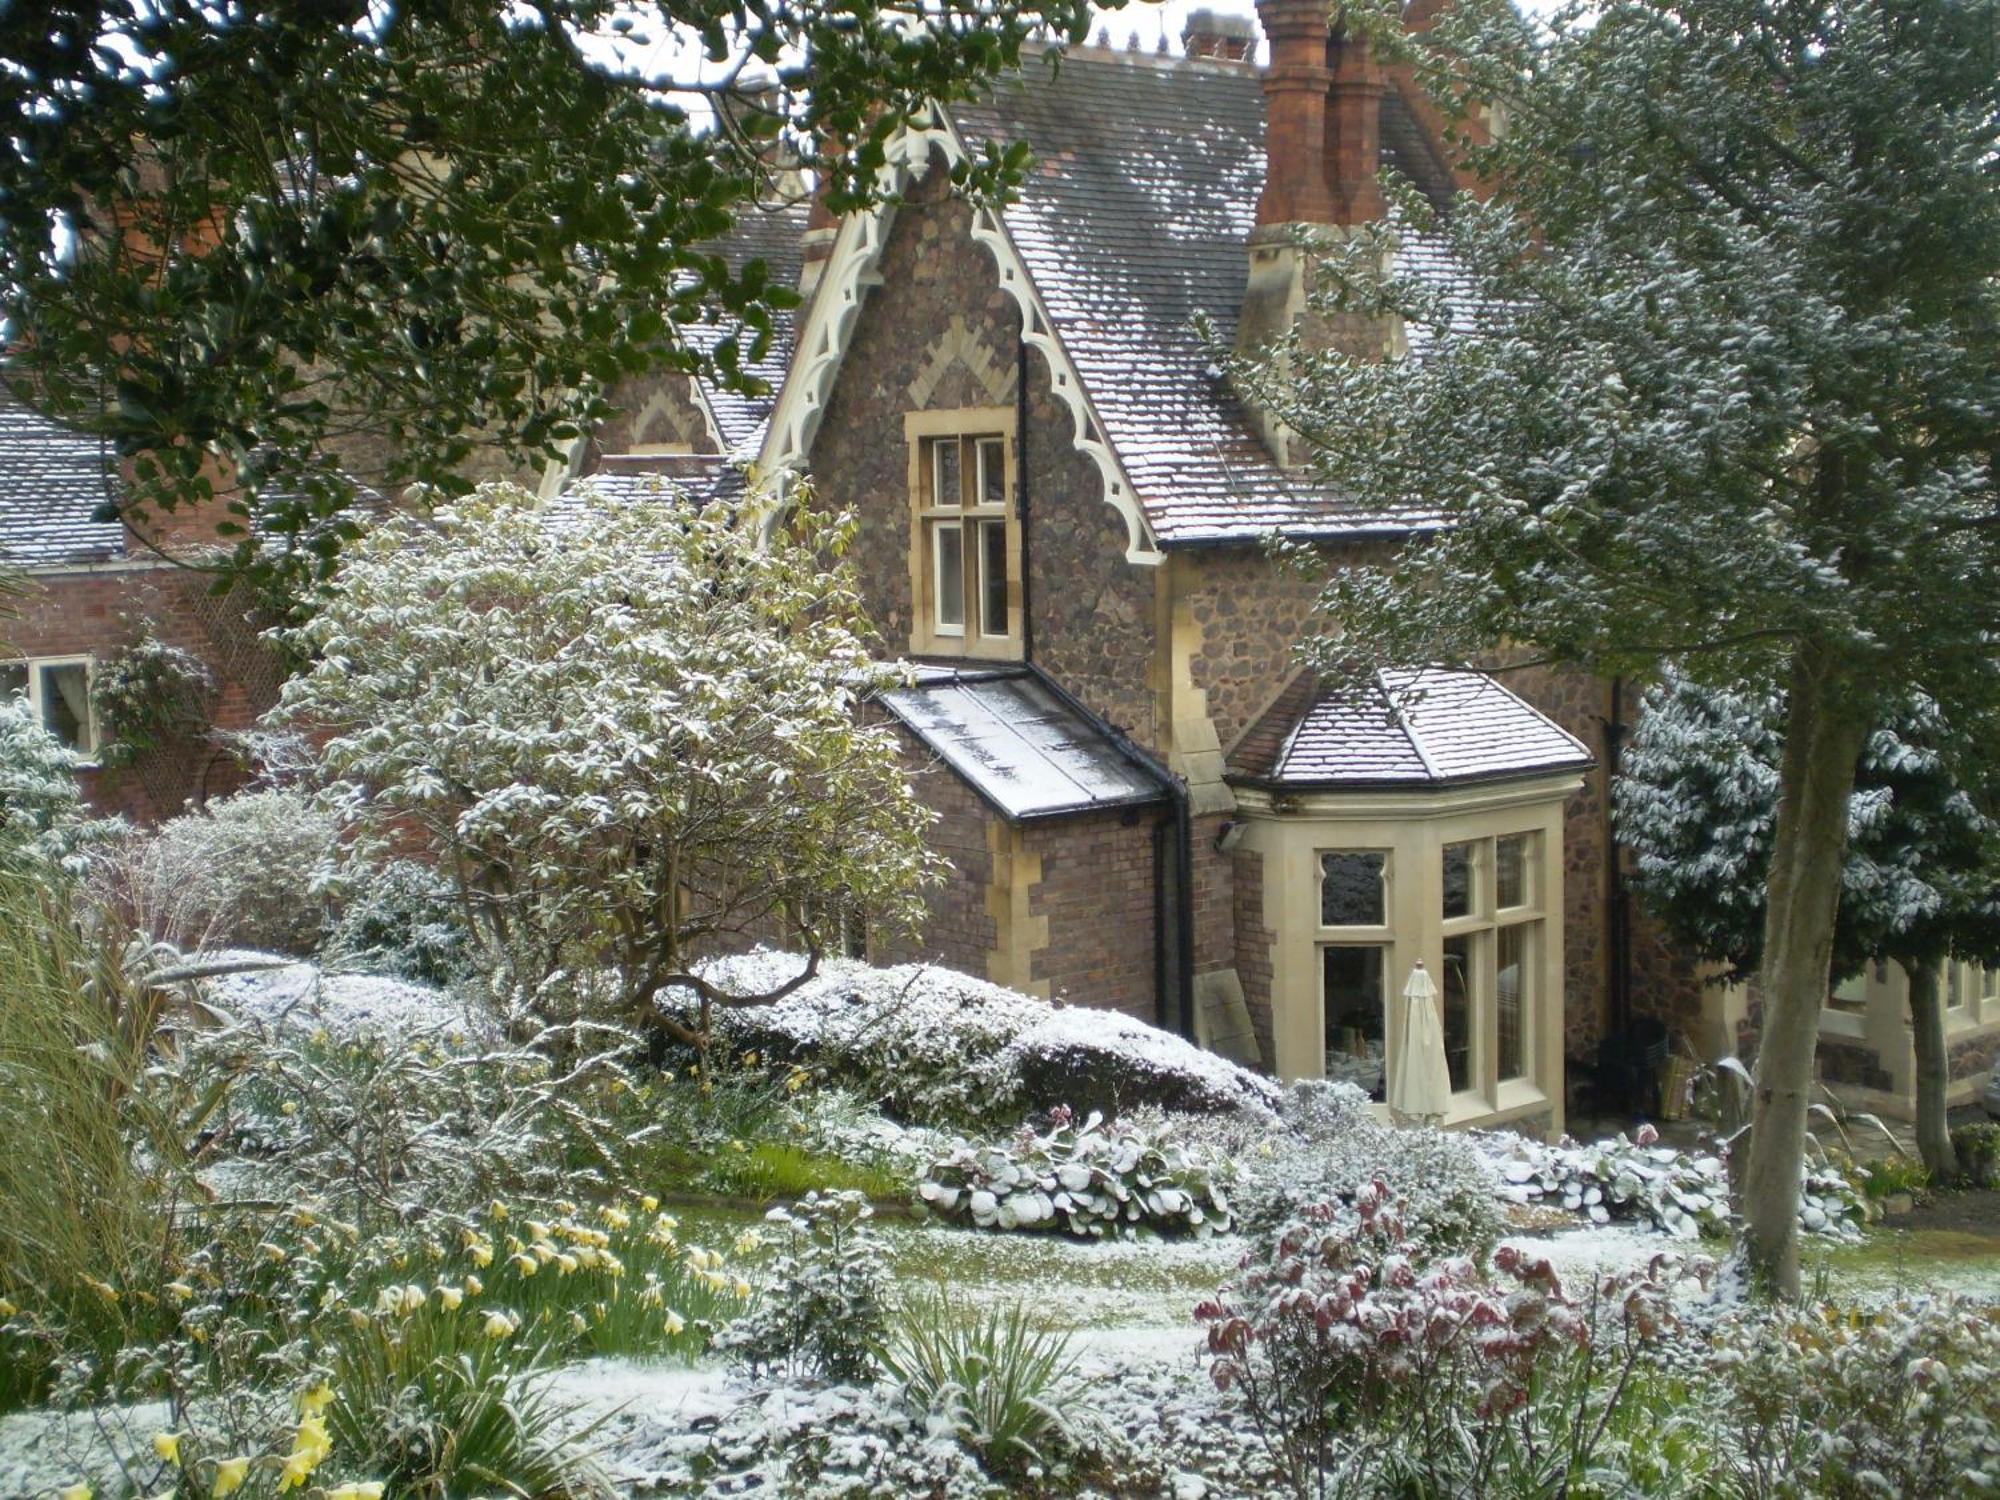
[
  {"left": 201, "top": 956, "right": 494, "bottom": 1044},
  {"left": 92, "top": 786, "right": 339, "bottom": 954},
  {"left": 716, "top": 1191, "right": 890, "bottom": 1384},
  {"left": 322, "top": 857, "right": 474, "bottom": 987},
  {"left": 0, "top": 696, "right": 113, "bottom": 878},
  {"left": 1233, "top": 1081, "right": 1504, "bottom": 1260},
  {"left": 681, "top": 951, "right": 1282, "bottom": 1130},
  {"left": 919, "top": 1107, "right": 1233, "bottom": 1240},
  {"left": 1479, "top": 1124, "right": 1867, "bottom": 1240}
]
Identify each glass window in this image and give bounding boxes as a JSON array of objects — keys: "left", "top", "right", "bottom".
[
  {"left": 1442, "top": 841, "right": 1474, "bottom": 920},
  {"left": 39, "top": 663, "right": 90, "bottom": 751},
  {"left": 978, "top": 518, "right": 1008, "bottom": 638},
  {"left": 1496, "top": 835, "right": 1529, "bottom": 910},
  {"left": 932, "top": 440, "right": 962, "bottom": 508},
  {"left": 978, "top": 438, "right": 1006, "bottom": 506},
  {"left": 1496, "top": 923, "right": 1528, "bottom": 1082},
  {"left": 1441, "top": 933, "right": 1475, "bottom": 1093},
  {"left": 934, "top": 522, "right": 964, "bottom": 633},
  {"left": 0, "top": 663, "right": 25, "bottom": 700},
  {"left": 1323, "top": 945, "right": 1385, "bottom": 1100},
  {"left": 1320, "top": 851, "right": 1386, "bottom": 927}
]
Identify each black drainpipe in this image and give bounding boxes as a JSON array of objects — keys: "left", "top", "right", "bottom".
[
  {"left": 1605, "top": 677, "right": 1632, "bottom": 1042},
  {"left": 1170, "top": 777, "right": 1197, "bottom": 1041},
  {"left": 1015, "top": 321, "right": 1034, "bottom": 664}
]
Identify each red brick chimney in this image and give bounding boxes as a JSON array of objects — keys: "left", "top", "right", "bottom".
[
  {"left": 1325, "top": 21, "right": 1388, "bottom": 224},
  {"left": 1253, "top": 0, "right": 1339, "bottom": 225},
  {"left": 1183, "top": 8, "right": 1257, "bottom": 62}
]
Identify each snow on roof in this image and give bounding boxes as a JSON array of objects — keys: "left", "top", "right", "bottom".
[
  {"left": 0, "top": 386, "right": 126, "bottom": 567},
  {"left": 555, "top": 453, "right": 749, "bottom": 516},
  {"left": 879, "top": 666, "right": 1170, "bottom": 822},
  {"left": 949, "top": 50, "right": 1465, "bottom": 545},
  {"left": 1231, "top": 667, "right": 1594, "bottom": 789},
  {"left": 682, "top": 200, "right": 811, "bottom": 453}
]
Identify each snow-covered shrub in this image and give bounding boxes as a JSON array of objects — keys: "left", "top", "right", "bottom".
[
  {"left": 919, "top": 1107, "right": 1233, "bottom": 1239},
  {"left": 886, "top": 1293, "right": 1086, "bottom": 1483},
  {"left": 270, "top": 482, "right": 936, "bottom": 1044},
  {"left": 1714, "top": 1297, "right": 2000, "bottom": 1499},
  {"left": 718, "top": 1191, "right": 891, "bottom": 1383},
  {"left": 0, "top": 696, "right": 112, "bottom": 878},
  {"left": 1951, "top": 1122, "right": 2000, "bottom": 1188},
  {"left": 683, "top": 951, "right": 1282, "bottom": 1130},
  {"left": 1234, "top": 1081, "right": 1503, "bottom": 1259},
  {"left": 88, "top": 630, "right": 215, "bottom": 769},
  {"left": 1479, "top": 1123, "right": 1866, "bottom": 1240},
  {"left": 322, "top": 857, "right": 473, "bottom": 987},
  {"left": 187, "top": 974, "right": 627, "bottom": 1226},
  {"left": 1197, "top": 1183, "right": 1695, "bottom": 1498},
  {"left": 93, "top": 786, "right": 339, "bottom": 954}
]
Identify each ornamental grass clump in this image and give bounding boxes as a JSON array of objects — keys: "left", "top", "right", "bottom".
[
  {"left": 886, "top": 1292, "right": 1087, "bottom": 1483},
  {"left": 920, "top": 1106, "right": 1233, "bottom": 1239}
]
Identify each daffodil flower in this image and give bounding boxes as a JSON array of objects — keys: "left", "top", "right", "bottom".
[
  {"left": 298, "top": 1382, "right": 335, "bottom": 1416},
  {"left": 58, "top": 1482, "right": 91, "bottom": 1500},
  {"left": 437, "top": 1284, "right": 463, "bottom": 1310},
  {"left": 511, "top": 1252, "right": 538, "bottom": 1277},
  {"left": 210, "top": 1455, "right": 251, "bottom": 1497},
  {"left": 601, "top": 1206, "right": 630, "bottom": 1230},
  {"left": 463, "top": 1273, "right": 483, "bottom": 1296},
  {"left": 153, "top": 1431, "right": 181, "bottom": 1465},
  {"left": 664, "top": 1310, "right": 686, "bottom": 1336},
  {"left": 483, "top": 1308, "right": 521, "bottom": 1339},
  {"left": 0, "top": 1297, "right": 17, "bottom": 1318},
  {"left": 640, "top": 1195, "right": 660, "bottom": 1213}
]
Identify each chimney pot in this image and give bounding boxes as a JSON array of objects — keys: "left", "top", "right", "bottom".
[{"left": 1182, "top": 9, "right": 1256, "bottom": 62}]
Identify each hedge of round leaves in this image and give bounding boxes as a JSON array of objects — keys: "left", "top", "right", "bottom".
[{"left": 919, "top": 1108, "right": 1232, "bottom": 1239}]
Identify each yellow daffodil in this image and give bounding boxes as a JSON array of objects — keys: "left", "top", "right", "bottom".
[
  {"left": 165, "top": 1282, "right": 194, "bottom": 1303},
  {"left": 526, "top": 1220, "right": 552, "bottom": 1241},
  {"left": 742, "top": 1050, "right": 759, "bottom": 1067},
  {"left": 259, "top": 1243, "right": 289, "bottom": 1265},
  {"left": 491, "top": 1200, "right": 509, "bottom": 1221},
  {"left": 280, "top": 1099, "right": 298, "bottom": 1116},
  {"left": 601, "top": 1205, "right": 630, "bottom": 1231},
  {"left": 663, "top": 1310, "right": 686, "bottom": 1336},
  {"left": 483, "top": 1309, "right": 520, "bottom": 1339},
  {"left": 0, "top": 1297, "right": 17, "bottom": 1318},
  {"left": 569, "top": 1311, "right": 588, "bottom": 1334},
  {"left": 732, "top": 1278, "right": 753, "bottom": 1299},
  {"left": 298, "top": 1382, "right": 335, "bottom": 1416},
  {"left": 211, "top": 1455, "right": 251, "bottom": 1497},
  {"left": 511, "top": 1252, "right": 538, "bottom": 1277},
  {"left": 277, "top": 1454, "right": 314, "bottom": 1492},
  {"left": 58, "top": 1484, "right": 90, "bottom": 1500},
  {"left": 464, "top": 1273, "right": 483, "bottom": 1296},
  {"left": 600, "top": 1253, "right": 625, "bottom": 1278},
  {"left": 153, "top": 1431, "right": 181, "bottom": 1466},
  {"left": 468, "top": 1239, "right": 494, "bottom": 1269},
  {"left": 733, "top": 1229, "right": 763, "bottom": 1256},
  {"left": 640, "top": 1195, "right": 660, "bottom": 1213},
  {"left": 786, "top": 1068, "right": 809, "bottom": 1094},
  {"left": 437, "top": 1284, "right": 463, "bottom": 1311},
  {"left": 555, "top": 1253, "right": 578, "bottom": 1276}
]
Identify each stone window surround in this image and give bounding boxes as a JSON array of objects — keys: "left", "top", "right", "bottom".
[
  {"left": 3, "top": 652, "right": 99, "bottom": 762},
  {"left": 904, "top": 405, "right": 1023, "bottom": 661},
  {"left": 1815, "top": 954, "right": 2000, "bottom": 1112},
  {"left": 1233, "top": 773, "right": 1577, "bottom": 1134}
]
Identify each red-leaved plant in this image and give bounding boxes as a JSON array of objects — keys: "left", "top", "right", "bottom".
[{"left": 1196, "top": 1179, "right": 1696, "bottom": 1498}]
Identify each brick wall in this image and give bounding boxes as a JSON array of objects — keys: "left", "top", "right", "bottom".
[
  {"left": 1234, "top": 845, "right": 1277, "bottom": 1066},
  {"left": 4, "top": 565, "right": 279, "bottom": 821},
  {"left": 1025, "top": 808, "right": 1163, "bottom": 1023},
  {"left": 806, "top": 159, "right": 1162, "bottom": 748},
  {"left": 869, "top": 722, "right": 1000, "bottom": 978}
]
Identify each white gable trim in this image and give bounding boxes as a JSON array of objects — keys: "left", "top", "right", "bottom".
[{"left": 758, "top": 113, "right": 1164, "bottom": 566}]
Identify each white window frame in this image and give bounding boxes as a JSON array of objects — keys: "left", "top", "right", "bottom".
[
  {"left": 2, "top": 654, "right": 100, "bottom": 762},
  {"left": 1440, "top": 832, "right": 1545, "bottom": 1101},
  {"left": 906, "top": 407, "right": 1019, "bottom": 660}
]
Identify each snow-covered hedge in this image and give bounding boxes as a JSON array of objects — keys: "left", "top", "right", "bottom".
[
  {"left": 676, "top": 952, "right": 1282, "bottom": 1130},
  {"left": 1479, "top": 1124, "right": 1866, "bottom": 1240},
  {"left": 919, "top": 1108, "right": 1233, "bottom": 1239}
]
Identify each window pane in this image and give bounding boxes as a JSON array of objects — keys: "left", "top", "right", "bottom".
[
  {"left": 1497, "top": 923, "right": 1529, "bottom": 1082},
  {"left": 39, "top": 663, "right": 90, "bottom": 752},
  {"left": 1320, "top": 851, "right": 1385, "bottom": 927},
  {"left": 1442, "top": 842, "right": 1474, "bottom": 920},
  {"left": 978, "top": 518, "right": 1008, "bottom": 637},
  {"left": 934, "top": 522, "right": 964, "bottom": 630},
  {"left": 1323, "top": 945, "right": 1385, "bottom": 1100},
  {"left": 0, "top": 663, "right": 25, "bottom": 700},
  {"left": 932, "top": 440, "right": 962, "bottom": 508},
  {"left": 1441, "top": 934, "right": 1474, "bottom": 1093},
  {"left": 978, "top": 438, "right": 1006, "bottom": 506},
  {"left": 1496, "top": 835, "right": 1528, "bottom": 909}
]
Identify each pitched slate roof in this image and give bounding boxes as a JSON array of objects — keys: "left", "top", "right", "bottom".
[
  {"left": 0, "top": 388, "right": 127, "bottom": 568},
  {"left": 686, "top": 200, "right": 811, "bottom": 453},
  {"left": 950, "top": 47, "right": 1461, "bottom": 545},
  {"left": 556, "top": 453, "right": 749, "bottom": 514},
  {"left": 1230, "top": 667, "right": 1593, "bottom": 790},
  {"left": 881, "top": 665, "right": 1171, "bottom": 821}
]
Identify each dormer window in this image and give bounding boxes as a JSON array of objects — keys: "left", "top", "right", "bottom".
[{"left": 906, "top": 407, "right": 1019, "bottom": 659}]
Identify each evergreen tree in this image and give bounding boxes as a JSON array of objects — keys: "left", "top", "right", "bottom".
[
  {"left": 1619, "top": 674, "right": 2000, "bottom": 1175},
  {"left": 1239, "top": 0, "right": 2000, "bottom": 1293}
]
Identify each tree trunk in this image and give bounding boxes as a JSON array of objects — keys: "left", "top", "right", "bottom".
[
  {"left": 1738, "top": 644, "right": 1871, "bottom": 1299},
  {"left": 1908, "top": 962, "right": 1959, "bottom": 1180}
]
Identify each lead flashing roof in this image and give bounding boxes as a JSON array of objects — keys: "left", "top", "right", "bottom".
[
  {"left": 880, "top": 666, "right": 1171, "bottom": 822},
  {"left": 1232, "top": 668, "right": 1594, "bottom": 790}
]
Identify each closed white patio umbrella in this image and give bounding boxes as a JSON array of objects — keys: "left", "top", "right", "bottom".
[{"left": 1388, "top": 960, "right": 1451, "bottom": 1126}]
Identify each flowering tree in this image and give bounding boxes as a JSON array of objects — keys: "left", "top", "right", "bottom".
[
  {"left": 1618, "top": 675, "right": 2000, "bottom": 1176},
  {"left": 1241, "top": 0, "right": 2000, "bottom": 1295},
  {"left": 272, "top": 482, "right": 935, "bottom": 1045}
]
